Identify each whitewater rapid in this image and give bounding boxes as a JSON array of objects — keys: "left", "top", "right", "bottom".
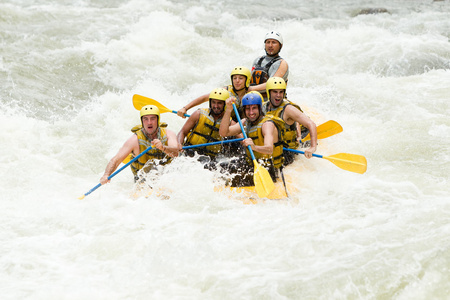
[{"left": 1, "top": 0, "right": 449, "bottom": 299}]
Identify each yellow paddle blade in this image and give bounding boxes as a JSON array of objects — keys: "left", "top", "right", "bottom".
[
  {"left": 252, "top": 160, "right": 275, "bottom": 198},
  {"left": 132, "top": 94, "right": 172, "bottom": 113},
  {"left": 323, "top": 153, "right": 367, "bottom": 174},
  {"left": 302, "top": 120, "right": 343, "bottom": 142}
]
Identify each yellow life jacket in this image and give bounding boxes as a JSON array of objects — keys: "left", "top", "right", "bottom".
[
  {"left": 184, "top": 108, "right": 224, "bottom": 157},
  {"left": 250, "top": 56, "right": 283, "bottom": 86},
  {"left": 263, "top": 100, "right": 303, "bottom": 149},
  {"left": 250, "top": 56, "right": 285, "bottom": 100},
  {"left": 245, "top": 115, "right": 285, "bottom": 169},
  {"left": 226, "top": 85, "right": 245, "bottom": 121},
  {"left": 130, "top": 125, "right": 171, "bottom": 177}
]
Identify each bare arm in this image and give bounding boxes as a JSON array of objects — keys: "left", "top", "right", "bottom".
[
  {"left": 273, "top": 59, "right": 289, "bottom": 78},
  {"left": 242, "top": 121, "right": 276, "bottom": 155},
  {"left": 100, "top": 135, "right": 139, "bottom": 185},
  {"left": 219, "top": 97, "right": 244, "bottom": 137},
  {"left": 154, "top": 128, "right": 180, "bottom": 157},
  {"left": 177, "top": 94, "right": 209, "bottom": 118},
  {"left": 284, "top": 105, "right": 317, "bottom": 158},
  {"left": 177, "top": 110, "right": 201, "bottom": 145}
]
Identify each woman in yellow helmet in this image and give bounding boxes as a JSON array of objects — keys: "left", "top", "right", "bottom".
[
  {"left": 176, "top": 66, "right": 252, "bottom": 121},
  {"left": 99, "top": 105, "right": 180, "bottom": 184}
]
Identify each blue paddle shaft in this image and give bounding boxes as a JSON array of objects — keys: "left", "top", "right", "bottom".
[
  {"left": 182, "top": 138, "right": 244, "bottom": 150},
  {"left": 82, "top": 146, "right": 154, "bottom": 197},
  {"left": 283, "top": 147, "right": 323, "bottom": 159},
  {"left": 172, "top": 110, "right": 190, "bottom": 117},
  {"left": 232, "top": 104, "right": 257, "bottom": 161}
]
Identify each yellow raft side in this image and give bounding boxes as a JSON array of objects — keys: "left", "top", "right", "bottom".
[
  {"left": 214, "top": 174, "right": 298, "bottom": 204},
  {"left": 130, "top": 179, "right": 296, "bottom": 204}
]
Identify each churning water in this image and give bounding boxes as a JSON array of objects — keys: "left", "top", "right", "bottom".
[{"left": 1, "top": 0, "right": 449, "bottom": 299}]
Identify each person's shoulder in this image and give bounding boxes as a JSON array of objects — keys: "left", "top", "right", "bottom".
[
  {"left": 265, "top": 114, "right": 285, "bottom": 127},
  {"left": 261, "top": 119, "right": 277, "bottom": 132},
  {"left": 263, "top": 118, "right": 276, "bottom": 125},
  {"left": 283, "top": 103, "right": 297, "bottom": 115},
  {"left": 186, "top": 109, "right": 202, "bottom": 121},
  {"left": 124, "top": 133, "right": 139, "bottom": 147},
  {"left": 252, "top": 55, "right": 264, "bottom": 65}
]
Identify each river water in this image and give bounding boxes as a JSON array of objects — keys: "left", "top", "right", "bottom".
[{"left": 1, "top": 0, "right": 449, "bottom": 299}]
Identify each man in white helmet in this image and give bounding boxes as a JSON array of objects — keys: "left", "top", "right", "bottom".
[{"left": 250, "top": 31, "right": 289, "bottom": 100}]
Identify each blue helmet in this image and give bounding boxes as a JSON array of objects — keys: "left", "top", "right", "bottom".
[
  {"left": 242, "top": 91, "right": 264, "bottom": 119},
  {"left": 242, "top": 91, "right": 263, "bottom": 107}
]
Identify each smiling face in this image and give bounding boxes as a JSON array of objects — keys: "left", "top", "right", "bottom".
[
  {"left": 210, "top": 99, "right": 225, "bottom": 116},
  {"left": 244, "top": 104, "right": 260, "bottom": 123},
  {"left": 232, "top": 74, "right": 247, "bottom": 91},
  {"left": 264, "top": 39, "right": 282, "bottom": 56},
  {"left": 141, "top": 115, "right": 159, "bottom": 136}
]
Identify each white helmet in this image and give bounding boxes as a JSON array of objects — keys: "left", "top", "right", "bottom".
[{"left": 264, "top": 31, "right": 283, "bottom": 47}]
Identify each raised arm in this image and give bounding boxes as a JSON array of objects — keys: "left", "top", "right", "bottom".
[
  {"left": 243, "top": 121, "right": 276, "bottom": 155},
  {"left": 219, "top": 97, "right": 244, "bottom": 137},
  {"left": 284, "top": 105, "right": 317, "bottom": 158},
  {"left": 177, "top": 110, "right": 201, "bottom": 145},
  {"left": 176, "top": 94, "right": 209, "bottom": 118}
]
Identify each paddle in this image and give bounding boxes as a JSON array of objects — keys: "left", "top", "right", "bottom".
[
  {"left": 301, "top": 120, "right": 343, "bottom": 143},
  {"left": 181, "top": 121, "right": 341, "bottom": 151},
  {"left": 132, "top": 95, "right": 343, "bottom": 143},
  {"left": 132, "top": 94, "right": 190, "bottom": 117},
  {"left": 232, "top": 103, "right": 275, "bottom": 198},
  {"left": 283, "top": 148, "right": 367, "bottom": 174},
  {"left": 78, "top": 146, "right": 154, "bottom": 200},
  {"left": 182, "top": 138, "right": 244, "bottom": 150},
  {"left": 121, "top": 138, "right": 246, "bottom": 164}
]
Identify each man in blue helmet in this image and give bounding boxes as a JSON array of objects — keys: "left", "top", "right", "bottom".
[{"left": 219, "top": 92, "right": 285, "bottom": 187}]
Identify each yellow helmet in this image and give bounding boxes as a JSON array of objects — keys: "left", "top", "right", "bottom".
[
  {"left": 209, "top": 88, "right": 230, "bottom": 102},
  {"left": 140, "top": 105, "right": 160, "bottom": 126},
  {"left": 230, "top": 66, "right": 251, "bottom": 88},
  {"left": 266, "top": 77, "right": 287, "bottom": 98}
]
